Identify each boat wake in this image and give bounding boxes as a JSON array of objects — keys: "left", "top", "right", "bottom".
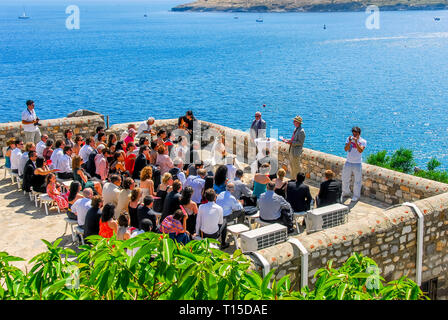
[{"left": 322, "top": 32, "right": 448, "bottom": 44}]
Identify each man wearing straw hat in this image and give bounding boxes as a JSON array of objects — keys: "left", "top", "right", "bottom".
[{"left": 282, "top": 116, "right": 305, "bottom": 180}]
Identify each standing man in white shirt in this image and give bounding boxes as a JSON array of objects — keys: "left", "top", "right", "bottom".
[
  {"left": 342, "top": 126, "right": 367, "bottom": 203},
  {"left": 71, "top": 188, "right": 93, "bottom": 228},
  {"left": 137, "top": 117, "right": 156, "bottom": 140},
  {"left": 35, "top": 134, "right": 48, "bottom": 158},
  {"left": 195, "top": 188, "right": 229, "bottom": 249},
  {"left": 216, "top": 183, "right": 244, "bottom": 223},
  {"left": 11, "top": 139, "right": 24, "bottom": 174},
  {"left": 21, "top": 100, "right": 41, "bottom": 144}
]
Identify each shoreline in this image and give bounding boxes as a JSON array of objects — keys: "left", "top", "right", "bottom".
[{"left": 171, "top": 3, "right": 448, "bottom": 13}]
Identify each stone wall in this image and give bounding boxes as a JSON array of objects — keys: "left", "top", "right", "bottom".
[
  {"left": 248, "top": 192, "right": 448, "bottom": 299},
  {"left": 0, "top": 113, "right": 105, "bottom": 156}
]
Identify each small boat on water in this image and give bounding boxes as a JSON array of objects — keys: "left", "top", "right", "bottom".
[
  {"left": 434, "top": 17, "right": 440, "bottom": 21},
  {"left": 18, "top": 8, "right": 30, "bottom": 20},
  {"left": 256, "top": 18, "right": 263, "bottom": 22},
  {"left": 234, "top": 16, "right": 239, "bottom": 19}
]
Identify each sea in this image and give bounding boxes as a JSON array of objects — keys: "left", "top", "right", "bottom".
[{"left": 1, "top": 0, "right": 448, "bottom": 169}]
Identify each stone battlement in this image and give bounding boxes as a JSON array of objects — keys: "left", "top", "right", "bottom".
[{"left": 3, "top": 112, "right": 447, "bottom": 299}]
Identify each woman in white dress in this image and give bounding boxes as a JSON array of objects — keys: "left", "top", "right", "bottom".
[{"left": 210, "top": 135, "right": 226, "bottom": 166}]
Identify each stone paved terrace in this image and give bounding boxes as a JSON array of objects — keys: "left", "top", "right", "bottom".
[{"left": 0, "top": 157, "right": 388, "bottom": 271}]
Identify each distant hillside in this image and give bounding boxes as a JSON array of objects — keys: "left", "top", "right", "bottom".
[{"left": 171, "top": 0, "right": 448, "bottom": 12}]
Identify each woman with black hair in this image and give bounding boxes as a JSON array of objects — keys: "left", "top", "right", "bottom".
[
  {"left": 201, "top": 175, "right": 214, "bottom": 204},
  {"left": 99, "top": 203, "right": 118, "bottom": 239},
  {"left": 179, "top": 186, "right": 198, "bottom": 235},
  {"left": 115, "top": 140, "right": 126, "bottom": 152},
  {"left": 213, "top": 165, "right": 228, "bottom": 194},
  {"left": 67, "top": 181, "right": 83, "bottom": 207},
  {"left": 64, "top": 129, "right": 75, "bottom": 149},
  {"left": 107, "top": 133, "right": 117, "bottom": 149},
  {"left": 32, "top": 157, "right": 57, "bottom": 193},
  {"left": 160, "top": 209, "right": 190, "bottom": 245}
]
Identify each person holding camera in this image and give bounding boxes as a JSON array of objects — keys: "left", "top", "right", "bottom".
[
  {"left": 341, "top": 126, "right": 367, "bottom": 202},
  {"left": 21, "top": 100, "right": 42, "bottom": 144}
]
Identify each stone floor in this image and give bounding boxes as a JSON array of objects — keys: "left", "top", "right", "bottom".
[{"left": 0, "top": 158, "right": 389, "bottom": 271}]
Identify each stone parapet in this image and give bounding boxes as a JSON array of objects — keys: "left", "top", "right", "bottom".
[{"left": 0, "top": 115, "right": 104, "bottom": 156}]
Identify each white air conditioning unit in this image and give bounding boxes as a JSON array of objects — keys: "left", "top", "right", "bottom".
[
  {"left": 305, "top": 203, "right": 349, "bottom": 233},
  {"left": 240, "top": 223, "right": 288, "bottom": 253}
]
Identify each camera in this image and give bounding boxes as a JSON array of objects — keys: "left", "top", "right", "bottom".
[{"left": 34, "top": 117, "right": 42, "bottom": 126}]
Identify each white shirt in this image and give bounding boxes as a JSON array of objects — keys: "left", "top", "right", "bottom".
[
  {"left": 185, "top": 175, "right": 205, "bottom": 204},
  {"left": 127, "top": 230, "right": 145, "bottom": 256},
  {"left": 10, "top": 148, "right": 22, "bottom": 170},
  {"left": 79, "top": 144, "right": 94, "bottom": 163},
  {"left": 226, "top": 164, "right": 237, "bottom": 181},
  {"left": 346, "top": 136, "right": 367, "bottom": 164},
  {"left": 21, "top": 108, "right": 38, "bottom": 132},
  {"left": 36, "top": 141, "right": 46, "bottom": 158},
  {"left": 102, "top": 182, "right": 120, "bottom": 206},
  {"left": 216, "top": 191, "right": 243, "bottom": 217},
  {"left": 50, "top": 148, "right": 63, "bottom": 170},
  {"left": 196, "top": 202, "right": 223, "bottom": 235},
  {"left": 18, "top": 152, "right": 29, "bottom": 176},
  {"left": 177, "top": 171, "right": 186, "bottom": 186},
  {"left": 137, "top": 122, "right": 152, "bottom": 137},
  {"left": 58, "top": 154, "right": 72, "bottom": 173},
  {"left": 71, "top": 198, "right": 92, "bottom": 226},
  {"left": 120, "top": 130, "right": 129, "bottom": 142}
]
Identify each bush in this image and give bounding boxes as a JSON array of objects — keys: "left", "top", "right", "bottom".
[
  {"left": 427, "top": 157, "right": 442, "bottom": 171},
  {"left": 0, "top": 237, "right": 427, "bottom": 300},
  {"left": 366, "top": 150, "right": 390, "bottom": 168},
  {"left": 389, "top": 148, "right": 416, "bottom": 174}
]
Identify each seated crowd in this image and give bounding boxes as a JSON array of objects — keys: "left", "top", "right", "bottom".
[{"left": 4, "top": 113, "right": 342, "bottom": 250}]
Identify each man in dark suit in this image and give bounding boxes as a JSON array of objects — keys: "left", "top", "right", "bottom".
[
  {"left": 137, "top": 195, "right": 158, "bottom": 232},
  {"left": 250, "top": 111, "right": 267, "bottom": 141},
  {"left": 286, "top": 172, "right": 312, "bottom": 213},
  {"left": 316, "top": 170, "right": 342, "bottom": 208},
  {"left": 22, "top": 151, "right": 37, "bottom": 192},
  {"left": 132, "top": 145, "right": 150, "bottom": 180},
  {"left": 161, "top": 180, "right": 182, "bottom": 222}
]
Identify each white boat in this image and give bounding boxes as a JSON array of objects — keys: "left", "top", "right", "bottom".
[
  {"left": 434, "top": 17, "right": 440, "bottom": 21},
  {"left": 256, "top": 18, "right": 263, "bottom": 22},
  {"left": 18, "top": 8, "right": 30, "bottom": 20}
]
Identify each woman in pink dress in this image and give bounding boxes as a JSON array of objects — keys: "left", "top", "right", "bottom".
[
  {"left": 45, "top": 173, "right": 69, "bottom": 211},
  {"left": 155, "top": 145, "right": 174, "bottom": 175}
]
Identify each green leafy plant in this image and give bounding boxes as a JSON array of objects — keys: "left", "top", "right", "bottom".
[
  {"left": 427, "top": 157, "right": 442, "bottom": 171},
  {"left": 389, "top": 148, "right": 416, "bottom": 173},
  {"left": 366, "top": 150, "right": 390, "bottom": 168},
  {"left": 0, "top": 236, "right": 427, "bottom": 300}
]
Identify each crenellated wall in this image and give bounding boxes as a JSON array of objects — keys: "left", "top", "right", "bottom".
[
  {"left": 248, "top": 192, "right": 448, "bottom": 299},
  {"left": 2, "top": 113, "right": 447, "bottom": 298}
]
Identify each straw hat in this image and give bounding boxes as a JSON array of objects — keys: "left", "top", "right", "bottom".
[{"left": 293, "top": 115, "right": 303, "bottom": 123}]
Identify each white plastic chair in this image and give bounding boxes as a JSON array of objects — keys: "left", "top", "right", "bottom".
[{"left": 39, "top": 194, "right": 60, "bottom": 215}]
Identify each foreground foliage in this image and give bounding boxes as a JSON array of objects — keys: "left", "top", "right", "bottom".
[{"left": 0, "top": 234, "right": 427, "bottom": 300}]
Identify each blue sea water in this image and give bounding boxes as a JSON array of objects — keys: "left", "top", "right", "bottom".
[{"left": 1, "top": 0, "right": 448, "bottom": 168}]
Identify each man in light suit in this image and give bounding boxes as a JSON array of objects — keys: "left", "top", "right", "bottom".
[
  {"left": 249, "top": 111, "right": 267, "bottom": 141},
  {"left": 282, "top": 115, "right": 305, "bottom": 179}
]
